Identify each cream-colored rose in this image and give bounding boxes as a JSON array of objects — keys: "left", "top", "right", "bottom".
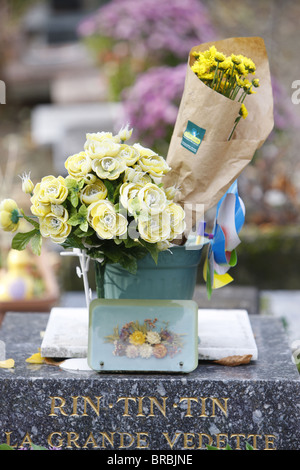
[
  {"left": 87, "top": 200, "right": 128, "bottom": 239},
  {"left": 137, "top": 183, "right": 167, "bottom": 215},
  {"left": 133, "top": 143, "right": 158, "bottom": 158},
  {"left": 138, "top": 211, "right": 171, "bottom": 243},
  {"left": 119, "top": 182, "right": 143, "bottom": 213},
  {"left": 165, "top": 203, "right": 186, "bottom": 240},
  {"left": 118, "top": 144, "right": 140, "bottom": 166},
  {"left": 80, "top": 179, "right": 108, "bottom": 205},
  {"left": 133, "top": 144, "right": 171, "bottom": 178},
  {"left": 123, "top": 167, "right": 152, "bottom": 185},
  {"left": 83, "top": 173, "right": 97, "bottom": 184},
  {"left": 30, "top": 197, "right": 51, "bottom": 218},
  {"left": 65, "top": 151, "right": 92, "bottom": 180},
  {"left": 91, "top": 156, "right": 126, "bottom": 180},
  {"left": 0, "top": 199, "right": 20, "bottom": 232},
  {"left": 32, "top": 175, "right": 68, "bottom": 205},
  {"left": 50, "top": 204, "right": 69, "bottom": 220},
  {"left": 85, "top": 134, "right": 121, "bottom": 159},
  {"left": 39, "top": 212, "right": 71, "bottom": 243}
]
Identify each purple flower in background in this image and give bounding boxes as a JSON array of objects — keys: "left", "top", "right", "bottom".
[
  {"left": 78, "top": 0, "right": 215, "bottom": 63},
  {"left": 122, "top": 64, "right": 186, "bottom": 149}
]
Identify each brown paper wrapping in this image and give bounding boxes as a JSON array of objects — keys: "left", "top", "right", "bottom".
[{"left": 164, "top": 37, "right": 274, "bottom": 234}]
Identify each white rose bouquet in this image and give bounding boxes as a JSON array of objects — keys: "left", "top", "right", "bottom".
[{"left": 0, "top": 126, "right": 186, "bottom": 276}]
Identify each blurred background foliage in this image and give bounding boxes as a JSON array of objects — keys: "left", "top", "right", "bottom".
[{"left": 0, "top": 0, "right": 300, "bottom": 291}]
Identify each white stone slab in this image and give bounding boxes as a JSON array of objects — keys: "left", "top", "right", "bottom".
[
  {"left": 198, "top": 309, "right": 258, "bottom": 360},
  {"left": 41, "top": 307, "right": 258, "bottom": 362},
  {"left": 41, "top": 308, "right": 88, "bottom": 359},
  {"left": 0, "top": 340, "right": 5, "bottom": 361}
]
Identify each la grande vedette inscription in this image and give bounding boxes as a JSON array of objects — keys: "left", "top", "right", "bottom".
[{"left": 3, "top": 395, "right": 277, "bottom": 450}]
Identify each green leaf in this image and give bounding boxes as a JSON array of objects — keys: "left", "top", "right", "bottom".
[
  {"left": 113, "top": 182, "right": 122, "bottom": 203},
  {"left": 12, "top": 229, "right": 39, "bottom": 251},
  {"left": 69, "top": 191, "right": 79, "bottom": 208},
  {"left": 245, "top": 442, "right": 254, "bottom": 450},
  {"left": 139, "top": 240, "right": 159, "bottom": 264},
  {"left": 119, "top": 254, "right": 138, "bottom": 274},
  {"left": 79, "top": 221, "right": 89, "bottom": 232},
  {"left": 73, "top": 226, "right": 94, "bottom": 238},
  {"left": 0, "top": 444, "right": 15, "bottom": 450},
  {"left": 31, "top": 232, "right": 42, "bottom": 256},
  {"left": 65, "top": 178, "right": 85, "bottom": 208},
  {"left": 68, "top": 205, "right": 88, "bottom": 227},
  {"left": 21, "top": 210, "right": 39, "bottom": 229},
  {"left": 30, "top": 444, "right": 48, "bottom": 450},
  {"left": 102, "top": 179, "right": 115, "bottom": 202},
  {"left": 60, "top": 233, "right": 85, "bottom": 250}
]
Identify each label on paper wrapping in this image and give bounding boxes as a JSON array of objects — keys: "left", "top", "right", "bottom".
[{"left": 181, "top": 120, "right": 206, "bottom": 154}]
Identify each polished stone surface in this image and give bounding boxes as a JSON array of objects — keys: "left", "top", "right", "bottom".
[{"left": 0, "top": 312, "right": 299, "bottom": 450}]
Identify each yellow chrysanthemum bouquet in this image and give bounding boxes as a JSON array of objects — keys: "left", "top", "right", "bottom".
[
  {"left": 0, "top": 127, "right": 186, "bottom": 277},
  {"left": 164, "top": 37, "right": 274, "bottom": 296},
  {"left": 191, "top": 45, "right": 260, "bottom": 140},
  {"left": 165, "top": 37, "right": 274, "bottom": 216}
]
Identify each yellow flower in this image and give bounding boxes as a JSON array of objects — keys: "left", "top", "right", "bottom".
[
  {"left": 50, "top": 203, "right": 69, "bottom": 219},
  {"left": 84, "top": 133, "right": 121, "bottom": 159},
  {"left": 87, "top": 200, "right": 128, "bottom": 239},
  {"left": 137, "top": 183, "right": 167, "bottom": 215},
  {"left": 0, "top": 199, "right": 21, "bottom": 232},
  {"left": 231, "top": 54, "right": 242, "bottom": 65},
  {"left": 236, "top": 62, "right": 247, "bottom": 76},
  {"left": 118, "top": 144, "right": 140, "bottom": 166},
  {"left": 218, "top": 59, "right": 232, "bottom": 71},
  {"left": 65, "top": 151, "right": 92, "bottom": 180},
  {"left": 91, "top": 156, "right": 126, "bottom": 180},
  {"left": 191, "top": 60, "right": 210, "bottom": 77},
  {"left": 165, "top": 203, "right": 186, "bottom": 240},
  {"left": 32, "top": 175, "right": 68, "bottom": 205},
  {"left": 19, "top": 172, "right": 34, "bottom": 194},
  {"left": 244, "top": 57, "right": 256, "bottom": 73},
  {"left": 39, "top": 212, "right": 71, "bottom": 243},
  {"left": 138, "top": 211, "right": 171, "bottom": 243},
  {"left": 129, "top": 331, "right": 146, "bottom": 346},
  {"left": 119, "top": 182, "right": 143, "bottom": 213},
  {"left": 30, "top": 198, "right": 51, "bottom": 218},
  {"left": 134, "top": 144, "right": 170, "bottom": 178},
  {"left": 80, "top": 179, "right": 108, "bottom": 205},
  {"left": 239, "top": 103, "right": 248, "bottom": 119},
  {"left": 123, "top": 167, "right": 152, "bottom": 185},
  {"left": 215, "top": 51, "right": 226, "bottom": 62},
  {"left": 83, "top": 173, "right": 97, "bottom": 184}
]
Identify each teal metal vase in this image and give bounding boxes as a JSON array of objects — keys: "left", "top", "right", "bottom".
[{"left": 95, "top": 246, "right": 202, "bottom": 300}]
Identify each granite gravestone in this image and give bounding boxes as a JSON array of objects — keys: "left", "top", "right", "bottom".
[{"left": 0, "top": 312, "right": 299, "bottom": 451}]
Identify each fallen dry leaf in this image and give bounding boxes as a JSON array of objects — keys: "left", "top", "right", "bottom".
[
  {"left": 214, "top": 355, "right": 252, "bottom": 366},
  {"left": 44, "top": 358, "right": 65, "bottom": 367},
  {"left": 25, "top": 351, "right": 45, "bottom": 364},
  {"left": 0, "top": 359, "right": 15, "bottom": 369}
]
